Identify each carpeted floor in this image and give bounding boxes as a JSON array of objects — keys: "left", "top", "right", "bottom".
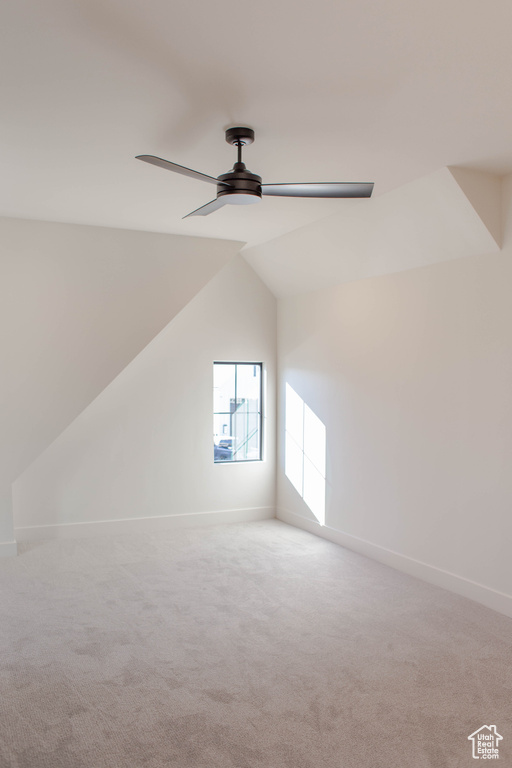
[{"left": 0, "top": 519, "right": 511, "bottom": 767}]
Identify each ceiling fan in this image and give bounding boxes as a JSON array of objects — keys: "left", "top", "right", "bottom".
[{"left": 136, "top": 127, "right": 374, "bottom": 219}]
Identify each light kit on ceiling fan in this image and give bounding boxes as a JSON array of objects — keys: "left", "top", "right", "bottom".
[{"left": 136, "top": 127, "right": 374, "bottom": 218}]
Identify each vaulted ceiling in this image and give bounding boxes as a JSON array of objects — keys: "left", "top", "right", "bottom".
[{"left": 2, "top": 0, "right": 512, "bottom": 249}]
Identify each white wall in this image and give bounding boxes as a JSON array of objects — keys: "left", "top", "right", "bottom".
[
  {"left": 0, "top": 215, "right": 240, "bottom": 550},
  {"left": 277, "top": 180, "right": 512, "bottom": 617},
  {"left": 13, "top": 256, "right": 276, "bottom": 535},
  {"left": 0, "top": 488, "right": 15, "bottom": 557}
]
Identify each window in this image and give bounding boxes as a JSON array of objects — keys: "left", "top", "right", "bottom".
[
  {"left": 285, "top": 383, "right": 326, "bottom": 525},
  {"left": 213, "top": 362, "right": 262, "bottom": 462}
]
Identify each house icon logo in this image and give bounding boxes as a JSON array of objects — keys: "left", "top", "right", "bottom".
[{"left": 468, "top": 725, "right": 503, "bottom": 759}]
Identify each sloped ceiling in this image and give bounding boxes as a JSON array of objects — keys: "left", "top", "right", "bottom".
[
  {"left": 0, "top": 217, "right": 240, "bottom": 485},
  {"left": 2, "top": 0, "right": 512, "bottom": 249},
  {"left": 243, "top": 168, "right": 503, "bottom": 296}
]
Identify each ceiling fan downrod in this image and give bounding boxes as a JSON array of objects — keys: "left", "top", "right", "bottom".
[{"left": 225, "top": 126, "right": 255, "bottom": 168}]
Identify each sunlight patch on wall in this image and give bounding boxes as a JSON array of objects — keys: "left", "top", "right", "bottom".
[{"left": 285, "top": 383, "right": 326, "bottom": 525}]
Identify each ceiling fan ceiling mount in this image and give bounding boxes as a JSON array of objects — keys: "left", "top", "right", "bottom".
[
  {"left": 225, "top": 126, "right": 255, "bottom": 146},
  {"left": 136, "top": 127, "right": 374, "bottom": 218}
]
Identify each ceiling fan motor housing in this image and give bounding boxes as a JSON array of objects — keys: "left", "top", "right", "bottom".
[{"left": 217, "top": 163, "right": 262, "bottom": 202}]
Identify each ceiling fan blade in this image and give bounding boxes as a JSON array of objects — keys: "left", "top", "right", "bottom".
[
  {"left": 136, "top": 155, "right": 231, "bottom": 187},
  {"left": 261, "top": 182, "right": 374, "bottom": 198},
  {"left": 183, "top": 197, "right": 230, "bottom": 218}
]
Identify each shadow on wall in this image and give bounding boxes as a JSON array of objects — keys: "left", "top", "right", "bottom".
[{"left": 284, "top": 383, "right": 326, "bottom": 525}]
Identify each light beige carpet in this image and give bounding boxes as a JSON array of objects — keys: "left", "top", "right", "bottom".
[{"left": 0, "top": 519, "right": 510, "bottom": 767}]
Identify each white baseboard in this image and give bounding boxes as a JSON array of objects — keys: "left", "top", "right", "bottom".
[
  {"left": 14, "top": 507, "right": 275, "bottom": 542},
  {"left": 0, "top": 540, "right": 18, "bottom": 558},
  {"left": 277, "top": 507, "right": 512, "bottom": 620}
]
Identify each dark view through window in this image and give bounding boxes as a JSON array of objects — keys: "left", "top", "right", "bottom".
[{"left": 213, "top": 362, "right": 262, "bottom": 462}]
